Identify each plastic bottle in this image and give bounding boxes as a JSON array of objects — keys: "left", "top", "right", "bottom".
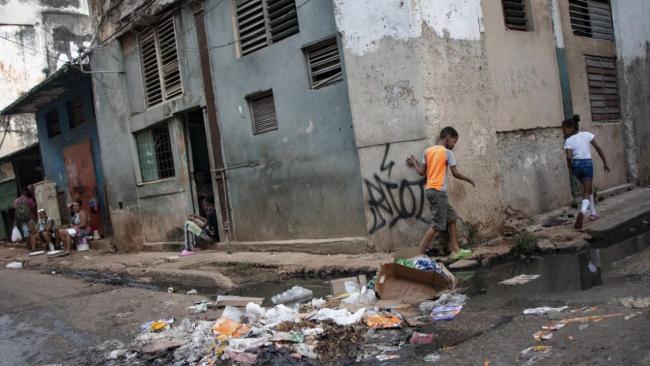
[{"left": 271, "top": 286, "right": 314, "bottom": 304}]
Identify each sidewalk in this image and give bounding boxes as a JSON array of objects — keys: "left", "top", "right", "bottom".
[{"left": 2, "top": 187, "right": 649, "bottom": 291}]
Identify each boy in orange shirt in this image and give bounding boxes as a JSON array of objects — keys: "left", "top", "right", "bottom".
[{"left": 406, "top": 127, "right": 475, "bottom": 260}]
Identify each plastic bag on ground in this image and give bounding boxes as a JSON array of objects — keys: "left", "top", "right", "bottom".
[
  {"left": 420, "top": 293, "right": 468, "bottom": 312},
  {"left": 430, "top": 305, "right": 462, "bottom": 321},
  {"left": 228, "top": 337, "right": 270, "bottom": 353},
  {"left": 245, "top": 302, "right": 265, "bottom": 324},
  {"left": 271, "top": 286, "right": 314, "bottom": 304},
  {"left": 310, "top": 298, "right": 326, "bottom": 309},
  {"left": 344, "top": 281, "right": 359, "bottom": 294},
  {"left": 342, "top": 286, "right": 378, "bottom": 307},
  {"left": 264, "top": 304, "right": 299, "bottom": 326},
  {"left": 222, "top": 305, "right": 243, "bottom": 322},
  {"left": 311, "top": 308, "right": 366, "bottom": 326},
  {"left": 523, "top": 306, "right": 568, "bottom": 315},
  {"left": 365, "top": 313, "right": 402, "bottom": 329},
  {"left": 6, "top": 261, "right": 22, "bottom": 269}
]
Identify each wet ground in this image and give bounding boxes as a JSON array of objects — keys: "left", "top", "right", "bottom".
[{"left": 1, "top": 230, "right": 649, "bottom": 365}]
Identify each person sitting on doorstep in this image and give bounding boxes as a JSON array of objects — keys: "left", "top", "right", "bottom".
[
  {"left": 58, "top": 199, "right": 89, "bottom": 253},
  {"left": 29, "top": 209, "right": 57, "bottom": 252},
  {"left": 180, "top": 195, "right": 219, "bottom": 256},
  {"left": 14, "top": 187, "right": 36, "bottom": 242}
]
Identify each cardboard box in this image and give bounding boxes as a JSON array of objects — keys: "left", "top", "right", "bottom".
[
  {"left": 215, "top": 295, "right": 264, "bottom": 307},
  {"left": 375, "top": 263, "right": 453, "bottom": 304}
]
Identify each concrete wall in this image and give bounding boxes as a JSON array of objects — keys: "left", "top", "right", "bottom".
[
  {"left": 334, "top": 0, "right": 631, "bottom": 250},
  {"left": 558, "top": 0, "right": 628, "bottom": 190},
  {"left": 34, "top": 76, "right": 109, "bottom": 230},
  {"left": 611, "top": 0, "right": 650, "bottom": 185},
  {"left": 0, "top": 0, "right": 90, "bottom": 158},
  {"left": 203, "top": 0, "right": 367, "bottom": 241},
  {"left": 90, "top": 5, "right": 207, "bottom": 250}
]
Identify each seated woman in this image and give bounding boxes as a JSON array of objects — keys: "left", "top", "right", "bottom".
[
  {"left": 29, "top": 209, "right": 57, "bottom": 252},
  {"left": 181, "top": 195, "right": 219, "bottom": 256},
  {"left": 58, "top": 199, "right": 89, "bottom": 253}
]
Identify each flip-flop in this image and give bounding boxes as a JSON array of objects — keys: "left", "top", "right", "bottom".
[{"left": 451, "top": 249, "right": 472, "bottom": 261}]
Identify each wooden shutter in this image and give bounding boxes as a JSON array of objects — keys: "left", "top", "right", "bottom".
[
  {"left": 569, "top": 0, "right": 614, "bottom": 40},
  {"left": 586, "top": 56, "right": 620, "bottom": 122},
  {"left": 157, "top": 17, "right": 182, "bottom": 99},
  {"left": 45, "top": 109, "right": 61, "bottom": 137},
  {"left": 307, "top": 37, "right": 342, "bottom": 89},
  {"left": 139, "top": 27, "right": 163, "bottom": 107},
  {"left": 236, "top": 0, "right": 268, "bottom": 55},
  {"left": 267, "top": 0, "right": 299, "bottom": 42},
  {"left": 57, "top": 191, "right": 70, "bottom": 226},
  {"left": 67, "top": 96, "right": 85, "bottom": 128},
  {"left": 250, "top": 92, "right": 278, "bottom": 134},
  {"left": 502, "top": 0, "right": 528, "bottom": 31}
]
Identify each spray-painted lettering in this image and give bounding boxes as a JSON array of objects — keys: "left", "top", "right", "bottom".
[{"left": 365, "top": 144, "right": 427, "bottom": 234}]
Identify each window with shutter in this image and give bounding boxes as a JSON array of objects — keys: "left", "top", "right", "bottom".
[
  {"left": 45, "top": 109, "right": 61, "bottom": 138},
  {"left": 135, "top": 123, "right": 176, "bottom": 182},
  {"left": 138, "top": 14, "right": 182, "bottom": 108},
  {"left": 501, "top": 0, "right": 529, "bottom": 31},
  {"left": 306, "top": 37, "right": 343, "bottom": 89},
  {"left": 585, "top": 56, "right": 620, "bottom": 122},
  {"left": 569, "top": 0, "right": 614, "bottom": 40},
  {"left": 234, "top": 0, "right": 299, "bottom": 56},
  {"left": 249, "top": 91, "right": 278, "bottom": 134},
  {"left": 66, "top": 96, "right": 85, "bottom": 128}
]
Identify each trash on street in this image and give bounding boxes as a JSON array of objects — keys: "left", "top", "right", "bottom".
[
  {"left": 271, "top": 285, "right": 314, "bottom": 304},
  {"left": 523, "top": 306, "right": 569, "bottom": 315},
  {"left": 5, "top": 261, "right": 22, "bottom": 269},
  {"left": 499, "top": 274, "right": 540, "bottom": 285},
  {"left": 365, "top": 313, "right": 402, "bottom": 329},
  {"left": 430, "top": 305, "right": 463, "bottom": 321},
  {"left": 410, "top": 332, "right": 434, "bottom": 345}
]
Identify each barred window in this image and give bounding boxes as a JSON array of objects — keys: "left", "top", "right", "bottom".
[
  {"left": 248, "top": 91, "right": 278, "bottom": 134},
  {"left": 235, "top": 0, "right": 299, "bottom": 56},
  {"left": 138, "top": 15, "right": 183, "bottom": 108},
  {"left": 45, "top": 109, "right": 61, "bottom": 138},
  {"left": 306, "top": 37, "right": 343, "bottom": 89},
  {"left": 501, "top": 0, "right": 529, "bottom": 31},
  {"left": 66, "top": 96, "right": 85, "bottom": 128},
  {"left": 135, "top": 124, "right": 175, "bottom": 182},
  {"left": 585, "top": 56, "right": 620, "bottom": 122},
  {"left": 568, "top": 0, "right": 614, "bottom": 40}
]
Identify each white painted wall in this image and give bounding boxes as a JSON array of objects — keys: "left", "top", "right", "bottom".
[
  {"left": 333, "top": 0, "right": 483, "bottom": 56},
  {"left": 611, "top": 0, "right": 650, "bottom": 61}
]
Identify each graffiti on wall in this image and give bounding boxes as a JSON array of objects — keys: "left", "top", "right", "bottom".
[{"left": 365, "top": 144, "right": 427, "bottom": 234}]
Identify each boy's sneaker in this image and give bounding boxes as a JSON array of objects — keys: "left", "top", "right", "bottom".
[
  {"left": 180, "top": 249, "right": 195, "bottom": 257},
  {"left": 450, "top": 249, "right": 472, "bottom": 261},
  {"left": 574, "top": 213, "right": 584, "bottom": 229},
  {"left": 589, "top": 214, "right": 600, "bottom": 221}
]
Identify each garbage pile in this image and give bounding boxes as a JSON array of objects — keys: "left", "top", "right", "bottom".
[{"left": 103, "top": 255, "right": 464, "bottom": 365}]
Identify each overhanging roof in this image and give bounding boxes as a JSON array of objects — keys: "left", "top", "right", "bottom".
[{"left": 0, "top": 64, "right": 89, "bottom": 116}]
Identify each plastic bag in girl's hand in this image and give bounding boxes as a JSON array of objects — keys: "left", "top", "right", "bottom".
[{"left": 11, "top": 226, "right": 21, "bottom": 242}]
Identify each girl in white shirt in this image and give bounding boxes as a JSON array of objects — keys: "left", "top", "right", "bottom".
[{"left": 562, "top": 115, "right": 610, "bottom": 229}]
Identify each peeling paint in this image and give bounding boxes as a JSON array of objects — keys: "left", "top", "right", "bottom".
[{"left": 333, "top": 0, "right": 482, "bottom": 55}]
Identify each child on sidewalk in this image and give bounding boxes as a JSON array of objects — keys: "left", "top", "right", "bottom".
[
  {"left": 406, "top": 127, "right": 475, "bottom": 260},
  {"left": 562, "top": 114, "right": 610, "bottom": 229}
]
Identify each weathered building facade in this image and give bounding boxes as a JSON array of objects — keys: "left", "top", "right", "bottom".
[{"left": 84, "top": 0, "right": 647, "bottom": 252}]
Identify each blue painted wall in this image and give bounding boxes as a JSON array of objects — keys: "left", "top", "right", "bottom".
[{"left": 34, "top": 76, "right": 109, "bottom": 231}]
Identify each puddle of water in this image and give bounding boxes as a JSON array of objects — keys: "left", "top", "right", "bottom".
[
  {"left": 464, "top": 230, "right": 650, "bottom": 297},
  {"left": 223, "top": 276, "right": 338, "bottom": 306}
]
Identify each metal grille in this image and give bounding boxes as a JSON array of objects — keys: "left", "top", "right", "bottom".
[
  {"left": 158, "top": 17, "right": 183, "bottom": 99},
  {"left": 235, "top": 0, "right": 299, "bottom": 56},
  {"left": 67, "top": 96, "right": 85, "bottom": 128},
  {"left": 138, "top": 15, "right": 182, "bottom": 108},
  {"left": 45, "top": 109, "right": 61, "bottom": 137},
  {"left": 57, "top": 191, "right": 70, "bottom": 226},
  {"left": 585, "top": 56, "right": 620, "bottom": 122},
  {"left": 306, "top": 37, "right": 342, "bottom": 89},
  {"left": 135, "top": 124, "right": 176, "bottom": 182},
  {"left": 569, "top": 0, "right": 614, "bottom": 40},
  {"left": 249, "top": 92, "right": 278, "bottom": 134},
  {"left": 502, "top": 0, "right": 528, "bottom": 31},
  {"left": 267, "top": 0, "right": 299, "bottom": 42},
  {"left": 236, "top": 0, "right": 267, "bottom": 55}
]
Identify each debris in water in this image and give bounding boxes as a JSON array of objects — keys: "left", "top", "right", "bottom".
[
  {"left": 499, "top": 274, "right": 540, "bottom": 285},
  {"left": 619, "top": 297, "right": 650, "bottom": 308},
  {"left": 523, "top": 306, "right": 569, "bottom": 315},
  {"left": 271, "top": 286, "right": 314, "bottom": 304}
]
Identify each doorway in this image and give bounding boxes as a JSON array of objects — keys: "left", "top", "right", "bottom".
[{"left": 186, "top": 110, "right": 216, "bottom": 223}]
